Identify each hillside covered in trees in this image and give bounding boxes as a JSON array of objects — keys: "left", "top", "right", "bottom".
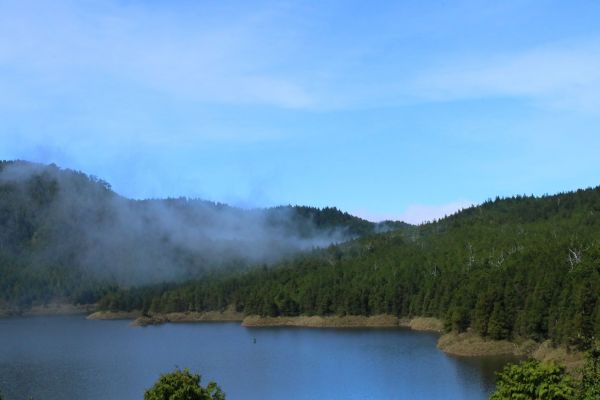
[
  {"left": 102, "top": 186, "right": 600, "bottom": 350},
  {"left": 2, "top": 160, "right": 599, "bottom": 350},
  {"left": 0, "top": 160, "right": 395, "bottom": 310}
]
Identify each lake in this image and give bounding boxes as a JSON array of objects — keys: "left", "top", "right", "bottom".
[{"left": 0, "top": 316, "right": 513, "bottom": 399}]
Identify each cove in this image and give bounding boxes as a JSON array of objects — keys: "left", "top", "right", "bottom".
[{"left": 0, "top": 316, "right": 515, "bottom": 399}]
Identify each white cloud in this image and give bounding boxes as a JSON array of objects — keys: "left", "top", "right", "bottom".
[
  {"left": 0, "top": 0, "right": 314, "bottom": 110},
  {"left": 413, "top": 40, "right": 600, "bottom": 113},
  {"left": 4, "top": 1, "right": 599, "bottom": 116}
]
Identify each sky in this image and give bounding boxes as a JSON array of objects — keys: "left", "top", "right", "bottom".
[{"left": 1, "top": 0, "right": 600, "bottom": 224}]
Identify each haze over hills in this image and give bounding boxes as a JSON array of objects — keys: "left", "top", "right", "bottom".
[
  {"left": 2, "top": 159, "right": 599, "bottom": 351},
  {"left": 103, "top": 183, "right": 600, "bottom": 350},
  {"left": 0, "top": 160, "right": 405, "bottom": 308},
  {"left": 3, "top": 1, "right": 600, "bottom": 398}
]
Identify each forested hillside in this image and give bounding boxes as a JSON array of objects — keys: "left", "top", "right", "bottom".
[
  {"left": 0, "top": 161, "right": 389, "bottom": 309},
  {"left": 102, "top": 187, "right": 600, "bottom": 349},
  {"left": 3, "top": 160, "right": 599, "bottom": 349}
]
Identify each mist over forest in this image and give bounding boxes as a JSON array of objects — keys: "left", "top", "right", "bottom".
[
  {"left": 0, "top": 160, "right": 392, "bottom": 295},
  {"left": 3, "top": 159, "right": 598, "bottom": 353}
]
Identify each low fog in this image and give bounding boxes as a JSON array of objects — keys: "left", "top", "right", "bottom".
[{"left": 0, "top": 161, "right": 359, "bottom": 285}]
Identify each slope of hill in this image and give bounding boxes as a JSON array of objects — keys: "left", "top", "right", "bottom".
[
  {"left": 0, "top": 160, "right": 398, "bottom": 309},
  {"left": 102, "top": 186, "right": 600, "bottom": 349}
]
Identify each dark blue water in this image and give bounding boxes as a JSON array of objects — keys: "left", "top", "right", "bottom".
[{"left": 0, "top": 316, "right": 511, "bottom": 399}]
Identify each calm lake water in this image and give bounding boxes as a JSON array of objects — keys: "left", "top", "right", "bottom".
[{"left": 0, "top": 316, "right": 513, "bottom": 400}]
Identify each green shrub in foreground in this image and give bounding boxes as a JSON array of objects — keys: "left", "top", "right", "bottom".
[
  {"left": 579, "top": 349, "right": 600, "bottom": 400},
  {"left": 490, "top": 349, "right": 600, "bottom": 400},
  {"left": 144, "top": 368, "right": 225, "bottom": 400},
  {"left": 490, "top": 360, "right": 576, "bottom": 400}
]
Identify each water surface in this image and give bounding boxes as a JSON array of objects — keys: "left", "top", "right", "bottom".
[{"left": 0, "top": 316, "right": 512, "bottom": 399}]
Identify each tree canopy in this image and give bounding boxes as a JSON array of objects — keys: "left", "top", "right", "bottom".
[
  {"left": 579, "top": 349, "right": 600, "bottom": 400},
  {"left": 489, "top": 349, "right": 600, "bottom": 400},
  {"left": 0, "top": 160, "right": 385, "bottom": 310},
  {"left": 100, "top": 186, "right": 600, "bottom": 349},
  {"left": 490, "top": 360, "right": 576, "bottom": 400},
  {"left": 144, "top": 368, "right": 225, "bottom": 400}
]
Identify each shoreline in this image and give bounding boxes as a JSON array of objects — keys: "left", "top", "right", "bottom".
[
  {"left": 86, "top": 311, "right": 445, "bottom": 332},
  {"left": 0, "top": 303, "right": 96, "bottom": 318},
  {"left": 86, "top": 308, "right": 245, "bottom": 326},
  {"left": 437, "top": 331, "right": 585, "bottom": 372},
  {"left": 241, "top": 315, "right": 445, "bottom": 332},
  {"left": 437, "top": 331, "right": 532, "bottom": 357},
  {"left": 132, "top": 310, "right": 245, "bottom": 326},
  {"left": 65, "top": 310, "right": 588, "bottom": 369},
  {"left": 1, "top": 306, "right": 585, "bottom": 373},
  {"left": 87, "top": 310, "right": 143, "bottom": 320}
]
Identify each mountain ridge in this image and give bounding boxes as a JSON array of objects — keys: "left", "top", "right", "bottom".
[
  {"left": 99, "top": 182, "right": 600, "bottom": 350},
  {"left": 0, "top": 160, "right": 406, "bottom": 309}
]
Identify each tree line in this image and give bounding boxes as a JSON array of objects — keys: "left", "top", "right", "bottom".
[
  {"left": 101, "top": 187, "right": 600, "bottom": 349},
  {"left": 0, "top": 160, "right": 382, "bottom": 310}
]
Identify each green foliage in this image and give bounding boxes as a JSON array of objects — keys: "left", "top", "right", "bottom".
[
  {"left": 102, "top": 186, "right": 600, "bottom": 348},
  {"left": 0, "top": 161, "right": 384, "bottom": 311},
  {"left": 2, "top": 160, "right": 600, "bottom": 350},
  {"left": 489, "top": 350, "right": 600, "bottom": 400},
  {"left": 579, "top": 349, "right": 600, "bottom": 400},
  {"left": 144, "top": 368, "right": 225, "bottom": 400},
  {"left": 487, "top": 301, "right": 511, "bottom": 340},
  {"left": 288, "top": 205, "right": 381, "bottom": 237},
  {"left": 489, "top": 360, "right": 576, "bottom": 400},
  {"left": 447, "top": 306, "right": 470, "bottom": 332}
]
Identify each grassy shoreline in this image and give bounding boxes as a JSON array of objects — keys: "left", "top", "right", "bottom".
[
  {"left": 68, "top": 310, "right": 587, "bottom": 369},
  {"left": 239, "top": 314, "right": 583, "bottom": 369},
  {"left": 437, "top": 331, "right": 585, "bottom": 372},
  {"left": 0, "top": 303, "right": 96, "bottom": 318},
  {"left": 241, "top": 315, "right": 445, "bottom": 331},
  {"left": 86, "top": 307, "right": 244, "bottom": 326},
  {"left": 86, "top": 311, "right": 445, "bottom": 331}
]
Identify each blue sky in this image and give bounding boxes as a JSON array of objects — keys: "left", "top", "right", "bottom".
[{"left": 1, "top": 0, "right": 600, "bottom": 223}]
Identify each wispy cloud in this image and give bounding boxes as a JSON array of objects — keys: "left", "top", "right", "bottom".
[
  {"left": 3, "top": 1, "right": 599, "bottom": 115},
  {"left": 412, "top": 40, "right": 600, "bottom": 113},
  {"left": 2, "top": 0, "right": 600, "bottom": 213},
  {"left": 0, "top": 0, "right": 314, "bottom": 110}
]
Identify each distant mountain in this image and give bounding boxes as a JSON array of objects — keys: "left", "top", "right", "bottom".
[
  {"left": 109, "top": 185, "right": 600, "bottom": 349},
  {"left": 0, "top": 160, "right": 408, "bottom": 308}
]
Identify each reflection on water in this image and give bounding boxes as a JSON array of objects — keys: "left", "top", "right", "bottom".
[{"left": 0, "top": 316, "right": 515, "bottom": 400}]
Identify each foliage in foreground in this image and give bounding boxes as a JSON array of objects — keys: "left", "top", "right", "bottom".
[
  {"left": 144, "top": 368, "right": 225, "bottom": 400},
  {"left": 489, "top": 349, "right": 600, "bottom": 400},
  {"left": 490, "top": 360, "right": 575, "bottom": 400},
  {"left": 579, "top": 349, "right": 600, "bottom": 400}
]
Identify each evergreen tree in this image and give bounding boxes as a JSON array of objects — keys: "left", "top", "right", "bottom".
[{"left": 487, "top": 301, "right": 511, "bottom": 340}]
